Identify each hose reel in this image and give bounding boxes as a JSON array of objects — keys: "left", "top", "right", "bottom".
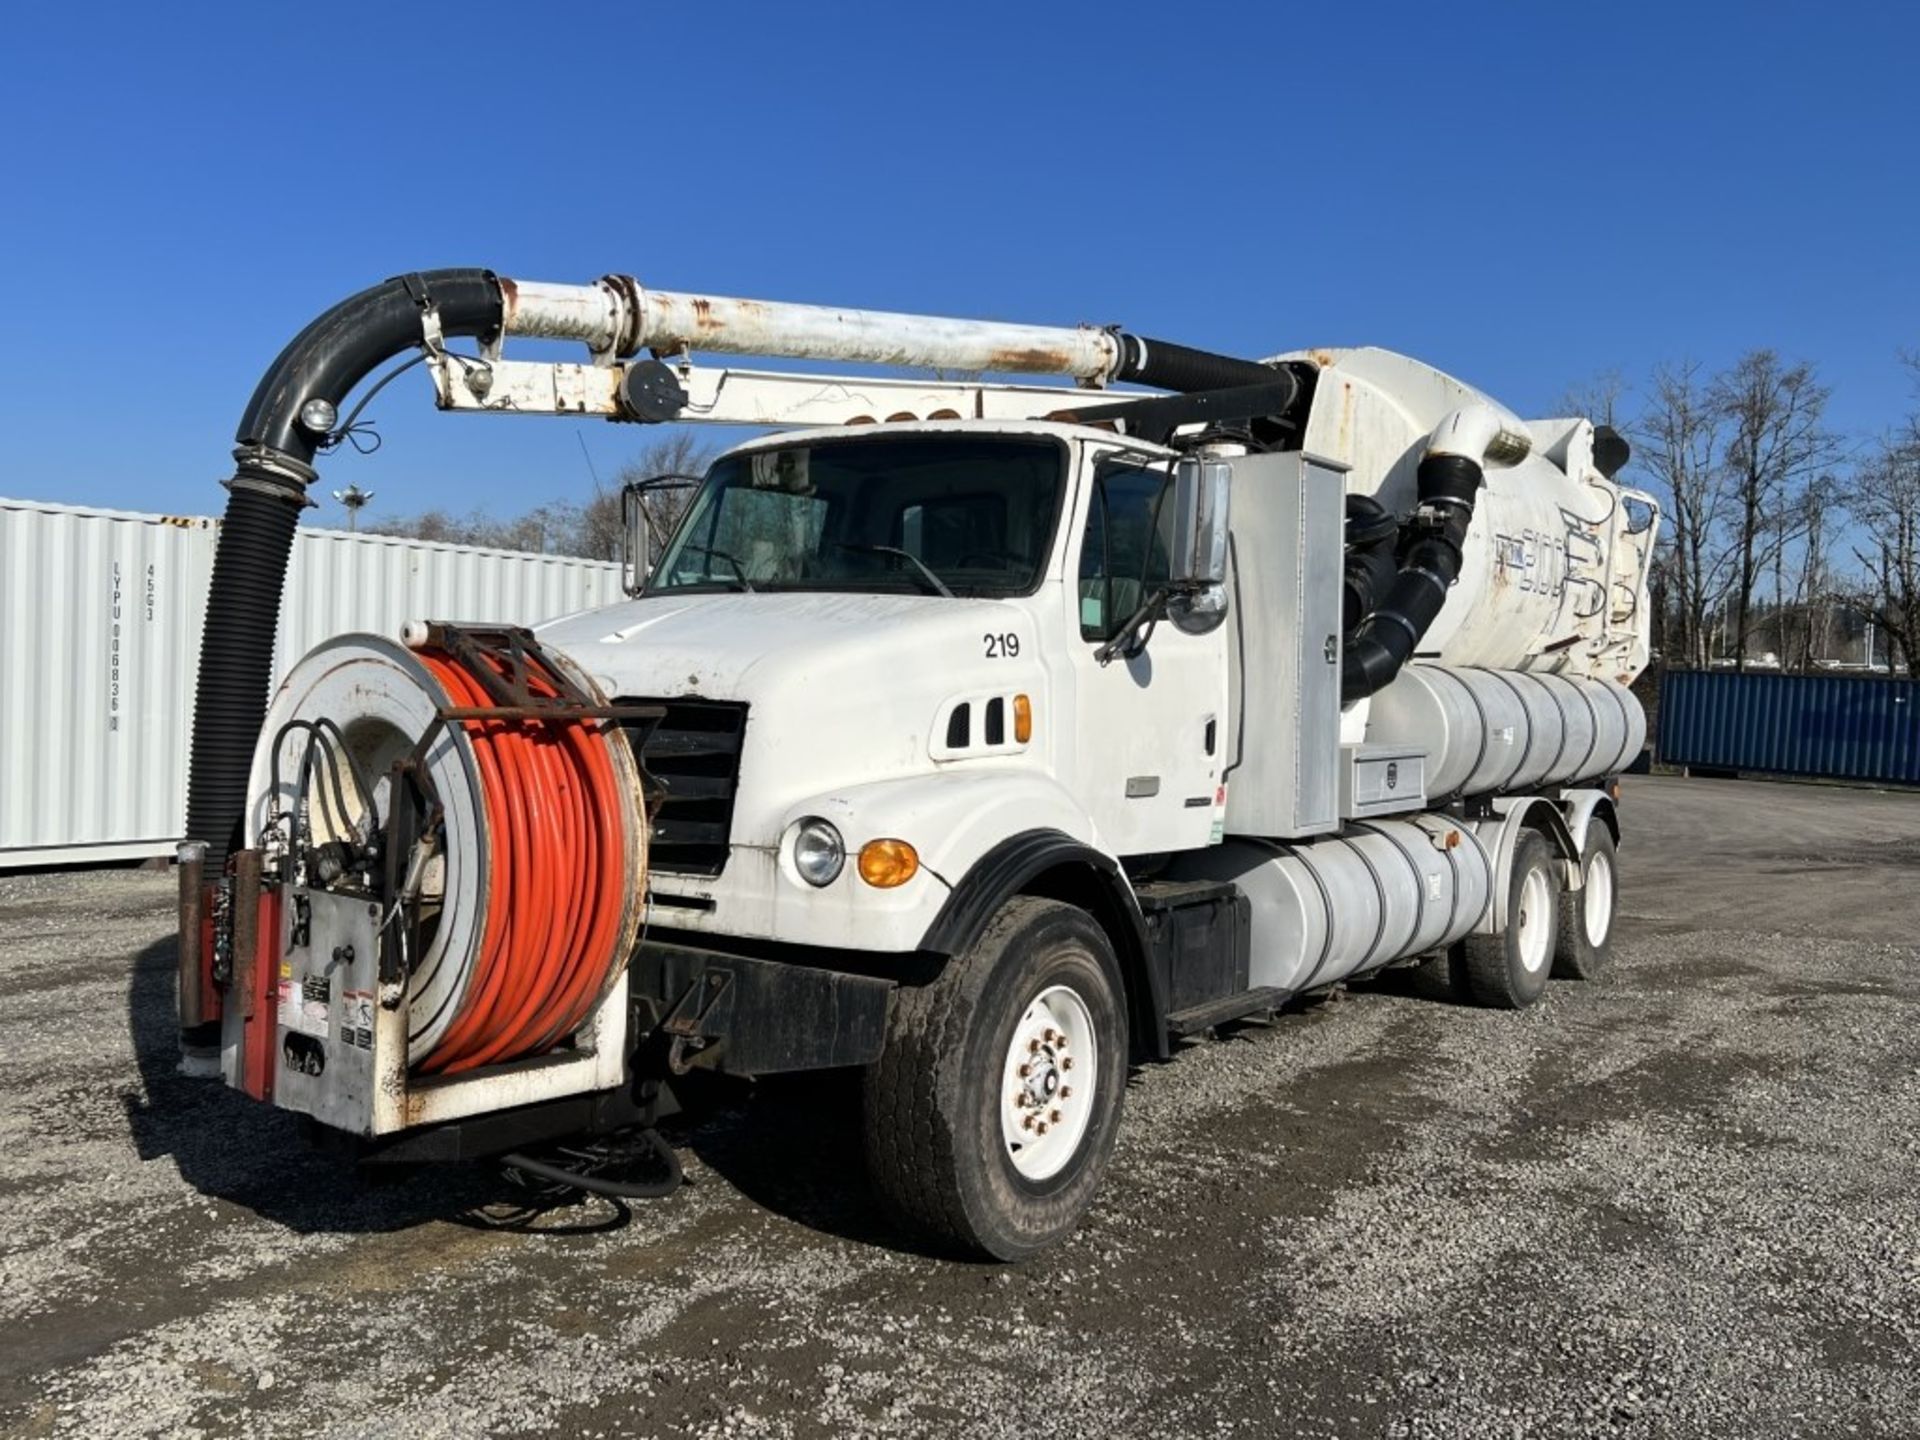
[{"left": 249, "top": 625, "right": 652, "bottom": 1071}]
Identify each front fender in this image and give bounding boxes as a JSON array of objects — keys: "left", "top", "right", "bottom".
[{"left": 770, "top": 768, "right": 1098, "bottom": 953}]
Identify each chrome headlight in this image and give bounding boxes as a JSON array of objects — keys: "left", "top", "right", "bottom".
[{"left": 793, "top": 817, "right": 845, "bottom": 887}]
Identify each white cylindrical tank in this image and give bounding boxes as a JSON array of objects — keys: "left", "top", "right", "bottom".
[
  {"left": 1171, "top": 816, "right": 1493, "bottom": 993},
  {"left": 1365, "top": 664, "right": 1645, "bottom": 798}
]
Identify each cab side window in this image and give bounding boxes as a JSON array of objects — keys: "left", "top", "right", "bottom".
[{"left": 1078, "top": 465, "right": 1173, "bottom": 642}]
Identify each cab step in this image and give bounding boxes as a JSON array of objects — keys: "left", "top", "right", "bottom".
[{"left": 1166, "top": 986, "right": 1289, "bottom": 1037}]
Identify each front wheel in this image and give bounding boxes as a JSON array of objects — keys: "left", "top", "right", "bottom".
[{"left": 862, "top": 897, "right": 1127, "bottom": 1261}]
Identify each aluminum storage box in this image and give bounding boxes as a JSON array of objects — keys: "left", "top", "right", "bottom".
[{"left": 1, "top": 497, "right": 622, "bottom": 868}]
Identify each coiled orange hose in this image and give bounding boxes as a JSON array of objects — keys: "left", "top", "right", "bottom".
[{"left": 414, "top": 648, "right": 629, "bottom": 1075}]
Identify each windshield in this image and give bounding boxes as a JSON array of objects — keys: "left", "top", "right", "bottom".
[{"left": 649, "top": 436, "right": 1065, "bottom": 598}]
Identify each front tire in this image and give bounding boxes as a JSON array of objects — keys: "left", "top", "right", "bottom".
[
  {"left": 1554, "top": 825, "right": 1617, "bottom": 980},
  {"left": 1451, "top": 830, "right": 1561, "bottom": 1010},
  {"left": 862, "top": 897, "right": 1127, "bottom": 1261}
]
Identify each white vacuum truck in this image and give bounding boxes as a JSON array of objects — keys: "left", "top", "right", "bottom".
[{"left": 179, "top": 272, "right": 1658, "bottom": 1259}]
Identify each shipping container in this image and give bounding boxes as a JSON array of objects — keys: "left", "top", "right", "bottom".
[
  {"left": 1658, "top": 667, "right": 1920, "bottom": 787},
  {"left": 0, "top": 497, "right": 623, "bottom": 868}
]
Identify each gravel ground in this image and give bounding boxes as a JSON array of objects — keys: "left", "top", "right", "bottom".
[{"left": 2, "top": 774, "right": 1917, "bottom": 1439}]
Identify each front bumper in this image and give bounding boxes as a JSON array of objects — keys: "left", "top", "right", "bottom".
[{"left": 631, "top": 939, "right": 895, "bottom": 1077}]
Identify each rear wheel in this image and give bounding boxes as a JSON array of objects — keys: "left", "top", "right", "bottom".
[
  {"left": 1451, "top": 830, "right": 1561, "bottom": 1010},
  {"left": 862, "top": 897, "right": 1127, "bottom": 1261},
  {"left": 1554, "top": 825, "right": 1617, "bottom": 980}
]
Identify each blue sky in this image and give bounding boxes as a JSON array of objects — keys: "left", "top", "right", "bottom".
[{"left": 2, "top": 1, "right": 1913, "bottom": 526}]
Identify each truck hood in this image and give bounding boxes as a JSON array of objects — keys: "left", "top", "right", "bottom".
[{"left": 537, "top": 589, "right": 1043, "bottom": 705}]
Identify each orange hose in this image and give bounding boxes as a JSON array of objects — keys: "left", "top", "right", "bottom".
[{"left": 415, "top": 648, "right": 629, "bottom": 1076}]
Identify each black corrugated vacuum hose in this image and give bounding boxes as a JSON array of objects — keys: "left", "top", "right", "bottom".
[
  {"left": 1111, "top": 333, "right": 1280, "bottom": 393},
  {"left": 184, "top": 270, "right": 505, "bottom": 884},
  {"left": 1340, "top": 452, "right": 1484, "bottom": 703}
]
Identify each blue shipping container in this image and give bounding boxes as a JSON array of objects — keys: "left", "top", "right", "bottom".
[{"left": 1658, "top": 669, "right": 1920, "bottom": 786}]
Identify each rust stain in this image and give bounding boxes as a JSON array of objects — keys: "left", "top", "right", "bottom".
[
  {"left": 1309, "top": 348, "right": 1338, "bottom": 368},
  {"left": 987, "top": 345, "right": 1073, "bottom": 373},
  {"left": 498, "top": 276, "right": 520, "bottom": 323},
  {"left": 689, "top": 296, "right": 724, "bottom": 333}
]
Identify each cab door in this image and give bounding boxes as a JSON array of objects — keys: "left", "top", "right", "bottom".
[{"left": 1063, "top": 454, "right": 1230, "bottom": 858}]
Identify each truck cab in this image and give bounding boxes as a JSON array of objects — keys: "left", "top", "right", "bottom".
[{"left": 547, "top": 421, "right": 1228, "bottom": 957}]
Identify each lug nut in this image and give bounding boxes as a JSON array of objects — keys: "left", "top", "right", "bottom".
[
  {"left": 1044, "top": 1028, "right": 1058, "bottom": 1044},
  {"left": 1036, "top": 1122, "right": 1049, "bottom": 1135},
  {"left": 1022, "top": 1114, "right": 1035, "bottom": 1131},
  {"left": 1018, "top": 1062, "right": 1032, "bottom": 1078},
  {"left": 1028, "top": 1038, "right": 1042, "bottom": 1054},
  {"left": 1061, "top": 1056, "right": 1075, "bottom": 1071},
  {"left": 1061, "top": 1086, "right": 1073, "bottom": 1099},
  {"left": 1049, "top": 1108, "right": 1062, "bottom": 1124}
]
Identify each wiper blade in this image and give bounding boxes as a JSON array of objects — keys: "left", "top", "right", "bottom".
[
  {"left": 678, "top": 545, "right": 755, "bottom": 592},
  {"left": 836, "top": 543, "right": 954, "bottom": 598}
]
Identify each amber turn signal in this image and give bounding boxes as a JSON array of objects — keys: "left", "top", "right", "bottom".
[
  {"left": 858, "top": 838, "right": 920, "bottom": 888},
  {"left": 1013, "top": 693, "right": 1032, "bottom": 744}
]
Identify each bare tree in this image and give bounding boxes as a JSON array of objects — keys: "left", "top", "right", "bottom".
[
  {"left": 1556, "top": 369, "right": 1629, "bottom": 431},
  {"left": 591, "top": 429, "right": 714, "bottom": 567},
  {"left": 1633, "top": 360, "right": 1729, "bottom": 667},
  {"left": 1844, "top": 357, "right": 1920, "bottom": 676},
  {"left": 1792, "top": 473, "right": 1841, "bottom": 668},
  {"left": 1710, "top": 351, "right": 1841, "bottom": 670},
  {"left": 366, "top": 429, "right": 713, "bottom": 562}
]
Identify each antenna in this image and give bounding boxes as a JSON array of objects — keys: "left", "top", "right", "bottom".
[{"left": 576, "top": 432, "right": 603, "bottom": 490}]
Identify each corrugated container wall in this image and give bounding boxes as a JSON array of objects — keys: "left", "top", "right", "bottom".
[
  {"left": 1, "top": 498, "right": 623, "bottom": 868},
  {"left": 1658, "top": 668, "right": 1920, "bottom": 786}
]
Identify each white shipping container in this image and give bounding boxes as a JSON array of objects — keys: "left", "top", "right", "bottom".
[{"left": 0, "top": 496, "right": 624, "bottom": 869}]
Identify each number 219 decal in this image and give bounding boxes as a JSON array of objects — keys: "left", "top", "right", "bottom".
[{"left": 983, "top": 632, "right": 1021, "bottom": 659}]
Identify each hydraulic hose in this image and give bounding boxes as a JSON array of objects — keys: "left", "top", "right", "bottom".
[
  {"left": 185, "top": 270, "right": 504, "bottom": 873},
  {"left": 1340, "top": 404, "right": 1532, "bottom": 704},
  {"left": 502, "top": 1128, "right": 683, "bottom": 1200},
  {"left": 414, "top": 646, "right": 630, "bottom": 1075}
]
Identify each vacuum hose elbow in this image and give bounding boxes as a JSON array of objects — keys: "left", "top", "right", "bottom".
[
  {"left": 1340, "top": 404, "right": 1521, "bottom": 705},
  {"left": 186, "top": 270, "right": 508, "bottom": 871}
]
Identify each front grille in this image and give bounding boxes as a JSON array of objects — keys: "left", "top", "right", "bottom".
[{"left": 619, "top": 698, "right": 750, "bottom": 877}]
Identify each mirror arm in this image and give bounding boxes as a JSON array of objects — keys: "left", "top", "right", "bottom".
[{"left": 1094, "top": 584, "right": 1173, "bottom": 666}]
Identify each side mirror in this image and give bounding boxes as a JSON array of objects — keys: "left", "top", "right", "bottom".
[
  {"left": 621, "top": 473, "right": 702, "bottom": 597},
  {"left": 1170, "top": 456, "right": 1231, "bottom": 589}
]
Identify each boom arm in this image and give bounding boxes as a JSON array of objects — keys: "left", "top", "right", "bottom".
[{"left": 428, "top": 356, "right": 1138, "bottom": 428}]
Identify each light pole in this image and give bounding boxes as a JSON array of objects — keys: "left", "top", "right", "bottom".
[{"left": 332, "top": 484, "right": 374, "bottom": 532}]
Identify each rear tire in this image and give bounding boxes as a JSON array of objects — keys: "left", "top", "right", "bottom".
[
  {"left": 862, "top": 897, "right": 1127, "bottom": 1261},
  {"left": 1554, "top": 825, "right": 1617, "bottom": 980},
  {"left": 1451, "top": 830, "right": 1561, "bottom": 1010}
]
